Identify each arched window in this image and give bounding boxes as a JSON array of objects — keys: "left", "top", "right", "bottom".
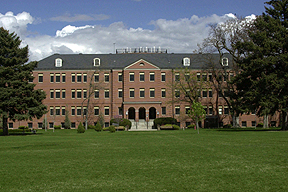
[
  {"left": 94, "top": 58, "right": 100, "bottom": 66},
  {"left": 183, "top": 57, "right": 190, "bottom": 66},
  {"left": 222, "top": 58, "right": 228, "bottom": 66},
  {"left": 55, "top": 58, "right": 62, "bottom": 67}
]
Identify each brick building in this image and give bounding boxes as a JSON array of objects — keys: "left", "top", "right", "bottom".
[{"left": 8, "top": 49, "right": 279, "bottom": 129}]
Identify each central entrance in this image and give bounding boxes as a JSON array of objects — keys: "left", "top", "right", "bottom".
[{"left": 139, "top": 107, "right": 146, "bottom": 120}]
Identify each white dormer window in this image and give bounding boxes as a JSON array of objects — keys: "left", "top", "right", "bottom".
[
  {"left": 94, "top": 58, "right": 100, "bottom": 66},
  {"left": 222, "top": 58, "right": 228, "bottom": 66},
  {"left": 55, "top": 58, "right": 62, "bottom": 67},
  {"left": 183, "top": 57, "right": 190, "bottom": 66}
]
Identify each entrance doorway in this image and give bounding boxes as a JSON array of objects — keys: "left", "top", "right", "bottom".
[
  {"left": 149, "top": 107, "right": 156, "bottom": 119},
  {"left": 128, "top": 107, "right": 135, "bottom": 120},
  {"left": 139, "top": 107, "right": 146, "bottom": 120}
]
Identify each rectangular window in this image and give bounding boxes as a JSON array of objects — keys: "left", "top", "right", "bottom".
[
  {"left": 209, "top": 89, "right": 213, "bottom": 98},
  {"left": 83, "top": 107, "right": 87, "bottom": 116},
  {"left": 94, "top": 106, "right": 99, "bottom": 116},
  {"left": 104, "top": 89, "right": 109, "bottom": 98},
  {"left": 83, "top": 89, "right": 87, "bottom": 99},
  {"left": 162, "top": 107, "right": 166, "bottom": 115},
  {"left": 129, "top": 72, "right": 134, "bottom": 82},
  {"left": 161, "top": 89, "right": 166, "bottom": 98},
  {"left": 71, "top": 89, "right": 75, "bottom": 99},
  {"left": 55, "top": 73, "right": 60, "bottom": 82},
  {"left": 50, "top": 90, "right": 54, "bottom": 99},
  {"left": 202, "top": 89, "right": 207, "bottom": 98},
  {"left": 118, "top": 72, "right": 122, "bottom": 82},
  {"left": 139, "top": 72, "right": 145, "bottom": 82},
  {"left": 150, "top": 72, "right": 155, "bottom": 81},
  {"left": 203, "top": 106, "right": 207, "bottom": 114},
  {"left": 55, "top": 106, "right": 60, "bottom": 116},
  {"left": 150, "top": 88, "right": 155, "bottom": 98},
  {"left": 118, "top": 89, "right": 123, "bottom": 98},
  {"left": 242, "top": 121, "right": 247, "bottom": 127},
  {"left": 71, "top": 122, "right": 75, "bottom": 128},
  {"left": 77, "top": 74, "right": 82, "bottom": 83},
  {"left": 62, "top": 73, "right": 66, "bottom": 82},
  {"left": 209, "top": 106, "right": 213, "bottom": 115},
  {"left": 224, "top": 106, "right": 229, "bottom": 115},
  {"left": 71, "top": 106, "right": 75, "bottom": 116},
  {"left": 77, "top": 89, "right": 82, "bottom": 99},
  {"left": 62, "top": 89, "right": 66, "bottom": 99},
  {"left": 38, "top": 74, "right": 43, "bottom": 83},
  {"left": 71, "top": 73, "right": 75, "bottom": 83},
  {"left": 94, "top": 73, "right": 99, "bottom": 82},
  {"left": 50, "top": 106, "right": 54, "bottom": 116},
  {"left": 185, "top": 73, "right": 190, "bottom": 81},
  {"left": 49, "top": 122, "right": 54, "bottom": 129},
  {"left": 161, "top": 72, "right": 166, "bottom": 82},
  {"left": 77, "top": 106, "right": 82, "bottom": 116},
  {"left": 129, "top": 88, "right": 135, "bottom": 98},
  {"left": 219, "top": 106, "right": 223, "bottom": 115},
  {"left": 175, "top": 89, "right": 180, "bottom": 98},
  {"left": 185, "top": 89, "right": 190, "bottom": 98},
  {"left": 83, "top": 73, "right": 87, "bottom": 82},
  {"left": 50, "top": 73, "right": 54, "bottom": 83},
  {"left": 38, "top": 123, "right": 42, "bottom": 129},
  {"left": 209, "top": 73, "right": 213, "bottom": 82},
  {"left": 175, "top": 72, "right": 180, "bottom": 82},
  {"left": 185, "top": 106, "right": 190, "bottom": 115},
  {"left": 140, "top": 88, "right": 145, "bottom": 98},
  {"left": 62, "top": 107, "right": 65, "bottom": 116},
  {"left": 9, "top": 122, "right": 13, "bottom": 128},
  {"left": 55, "top": 89, "right": 61, "bottom": 99},
  {"left": 252, "top": 121, "right": 256, "bottom": 127},
  {"left": 104, "top": 106, "right": 109, "bottom": 116},
  {"left": 94, "top": 89, "right": 99, "bottom": 99},
  {"left": 104, "top": 74, "right": 109, "bottom": 82},
  {"left": 118, "top": 107, "right": 123, "bottom": 116},
  {"left": 202, "top": 73, "right": 207, "bottom": 81},
  {"left": 175, "top": 106, "right": 180, "bottom": 115},
  {"left": 197, "top": 72, "right": 201, "bottom": 81}
]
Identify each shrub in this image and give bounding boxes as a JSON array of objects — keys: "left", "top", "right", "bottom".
[
  {"left": 110, "top": 118, "right": 132, "bottom": 129},
  {"left": 54, "top": 125, "right": 61, "bottom": 129},
  {"left": 18, "top": 126, "right": 28, "bottom": 130},
  {"left": 109, "top": 125, "right": 116, "bottom": 133},
  {"left": 223, "top": 124, "right": 232, "bottom": 128},
  {"left": 103, "top": 127, "right": 109, "bottom": 131},
  {"left": 187, "top": 124, "right": 195, "bottom": 129},
  {"left": 172, "top": 124, "right": 180, "bottom": 130},
  {"left": 257, "top": 123, "right": 264, "bottom": 127},
  {"left": 77, "top": 123, "right": 85, "bottom": 133},
  {"left": 88, "top": 125, "right": 95, "bottom": 130},
  {"left": 95, "top": 122, "right": 102, "bottom": 132},
  {"left": 154, "top": 117, "right": 177, "bottom": 128}
]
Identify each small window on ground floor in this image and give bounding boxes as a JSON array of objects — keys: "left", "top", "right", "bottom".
[
  {"left": 28, "top": 122, "right": 33, "bottom": 129},
  {"left": 71, "top": 122, "right": 76, "bottom": 128},
  {"left": 105, "top": 122, "right": 110, "bottom": 127},
  {"left": 8, "top": 123, "right": 13, "bottom": 129},
  {"left": 242, "top": 121, "right": 247, "bottom": 127},
  {"left": 252, "top": 121, "right": 256, "bottom": 127},
  {"left": 38, "top": 122, "right": 43, "bottom": 129},
  {"left": 49, "top": 122, "right": 54, "bottom": 129}
]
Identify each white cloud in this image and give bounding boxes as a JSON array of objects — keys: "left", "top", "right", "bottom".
[
  {"left": 1, "top": 11, "right": 255, "bottom": 61},
  {"left": 50, "top": 13, "right": 110, "bottom": 22}
]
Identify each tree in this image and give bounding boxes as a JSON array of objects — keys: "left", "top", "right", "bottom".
[
  {"left": 0, "top": 27, "right": 47, "bottom": 136},
  {"left": 234, "top": 0, "right": 288, "bottom": 130},
  {"left": 188, "top": 101, "right": 206, "bottom": 134},
  {"left": 196, "top": 17, "right": 252, "bottom": 127},
  {"left": 64, "top": 110, "right": 71, "bottom": 129}
]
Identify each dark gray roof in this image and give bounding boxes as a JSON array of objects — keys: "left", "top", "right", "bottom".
[{"left": 36, "top": 53, "right": 232, "bottom": 70}]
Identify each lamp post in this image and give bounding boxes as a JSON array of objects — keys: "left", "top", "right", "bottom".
[{"left": 146, "top": 114, "right": 149, "bottom": 129}]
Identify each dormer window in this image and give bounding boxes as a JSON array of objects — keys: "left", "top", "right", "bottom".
[
  {"left": 94, "top": 58, "right": 100, "bottom": 66},
  {"left": 222, "top": 58, "right": 228, "bottom": 66},
  {"left": 55, "top": 58, "right": 62, "bottom": 67},
  {"left": 183, "top": 57, "right": 190, "bottom": 66}
]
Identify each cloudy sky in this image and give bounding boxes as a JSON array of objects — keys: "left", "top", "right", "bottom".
[{"left": 1, "top": 0, "right": 267, "bottom": 61}]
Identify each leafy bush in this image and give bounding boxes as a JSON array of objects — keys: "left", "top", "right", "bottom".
[
  {"left": 257, "top": 123, "right": 263, "bottom": 127},
  {"left": 88, "top": 125, "right": 95, "bottom": 130},
  {"left": 103, "top": 127, "right": 109, "bottom": 131},
  {"left": 187, "top": 124, "right": 195, "bottom": 129},
  {"left": 109, "top": 125, "right": 116, "bottom": 133},
  {"left": 110, "top": 118, "right": 131, "bottom": 129},
  {"left": 54, "top": 125, "right": 61, "bottom": 129},
  {"left": 223, "top": 124, "right": 232, "bottom": 128},
  {"left": 95, "top": 122, "right": 102, "bottom": 132},
  {"left": 154, "top": 117, "right": 177, "bottom": 128},
  {"left": 172, "top": 124, "right": 180, "bottom": 130},
  {"left": 18, "top": 126, "right": 28, "bottom": 130},
  {"left": 77, "top": 123, "right": 85, "bottom": 133}
]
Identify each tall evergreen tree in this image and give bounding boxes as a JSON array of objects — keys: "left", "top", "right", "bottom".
[
  {"left": 0, "top": 27, "right": 47, "bottom": 135},
  {"left": 234, "top": 0, "right": 288, "bottom": 129}
]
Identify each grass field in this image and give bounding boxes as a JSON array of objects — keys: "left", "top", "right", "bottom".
[{"left": 0, "top": 128, "right": 287, "bottom": 191}]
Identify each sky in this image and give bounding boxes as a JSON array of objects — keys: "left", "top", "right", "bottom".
[{"left": 0, "top": 0, "right": 267, "bottom": 61}]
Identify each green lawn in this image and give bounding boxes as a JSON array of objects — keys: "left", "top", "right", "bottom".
[{"left": 0, "top": 129, "right": 287, "bottom": 191}]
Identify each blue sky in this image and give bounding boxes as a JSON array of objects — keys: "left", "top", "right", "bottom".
[{"left": 0, "top": 0, "right": 267, "bottom": 60}]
